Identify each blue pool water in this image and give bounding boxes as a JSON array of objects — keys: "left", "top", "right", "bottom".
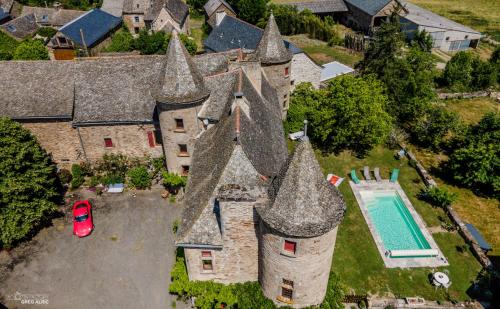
[{"left": 360, "top": 191, "right": 431, "bottom": 251}]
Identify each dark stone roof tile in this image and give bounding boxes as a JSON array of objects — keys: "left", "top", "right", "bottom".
[
  {"left": 256, "top": 13, "right": 292, "bottom": 64},
  {"left": 0, "top": 14, "right": 38, "bottom": 40}
]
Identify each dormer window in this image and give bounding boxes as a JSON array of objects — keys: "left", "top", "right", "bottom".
[
  {"left": 6, "top": 24, "right": 16, "bottom": 32},
  {"left": 41, "top": 15, "right": 49, "bottom": 22},
  {"left": 134, "top": 16, "right": 140, "bottom": 23}
]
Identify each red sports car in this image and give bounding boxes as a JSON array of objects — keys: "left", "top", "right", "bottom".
[{"left": 72, "top": 200, "right": 94, "bottom": 237}]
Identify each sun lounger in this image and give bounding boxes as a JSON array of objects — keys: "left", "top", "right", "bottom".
[
  {"left": 390, "top": 168, "right": 400, "bottom": 183},
  {"left": 350, "top": 169, "right": 360, "bottom": 184},
  {"left": 374, "top": 167, "right": 382, "bottom": 182},
  {"left": 363, "top": 166, "right": 371, "bottom": 181}
]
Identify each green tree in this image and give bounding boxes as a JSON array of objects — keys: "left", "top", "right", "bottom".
[
  {"left": 411, "top": 107, "right": 459, "bottom": 150},
  {"left": 490, "top": 45, "right": 500, "bottom": 83},
  {"left": 36, "top": 27, "right": 57, "bottom": 38},
  {"left": 287, "top": 76, "right": 393, "bottom": 155},
  {"left": 187, "top": 0, "right": 206, "bottom": 15},
  {"left": 419, "top": 186, "right": 457, "bottom": 209},
  {"left": 127, "top": 166, "right": 151, "bottom": 189},
  {"left": 70, "top": 163, "right": 85, "bottom": 189},
  {"left": 104, "top": 27, "right": 134, "bottom": 52},
  {"left": 0, "top": 117, "right": 60, "bottom": 248},
  {"left": 444, "top": 51, "right": 496, "bottom": 91},
  {"left": 133, "top": 29, "right": 166, "bottom": 55},
  {"left": 237, "top": 0, "right": 268, "bottom": 25},
  {"left": 411, "top": 29, "right": 433, "bottom": 52},
  {"left": 444, "top": 112, "right": 500, "bottom": 198},
  {"left": 162, "top": 171, "right": 187, "bottom": 193},
  {"left": 470, "top": 57, "right": 496, "bottom": 90},
  {"left": 12, "top": 39, "right": 49, "bottom": 60}
]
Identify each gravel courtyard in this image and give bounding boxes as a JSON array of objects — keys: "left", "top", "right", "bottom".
[{"left": 0, "top": 190, "right": 187, "bottom": 309}]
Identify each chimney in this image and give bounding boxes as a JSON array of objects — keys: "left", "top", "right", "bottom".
[
  {"left": 303, "top": 120, "right": 308, "bottom": 140},
  {"left": 215, "top": 11, "right": 226, "bottom": 27}
]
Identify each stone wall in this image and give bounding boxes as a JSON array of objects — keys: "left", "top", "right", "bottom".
[
  {"left": 152, "top": 8, "right": 189, "bottom": 34},
  {"left": 291, "top": 53, "right": 321, "bottom": 90},
  {"left": 77, "top": 124, "right": 163, "bottom": 162},
  {"left": 22, "top": 121, "right": 83, "bottom": 169},
  {"left": 261, "top": 62, "right": 292, "bottom": 119},
  {"left": 259, "top": 222, "right": 338, "bottom": 308},
  {"left": 158, "top": 105, "right": 204, "bottom": 175},
  {"left": 123, "top": 14, "right": 147, "bottom": 35},
  {"left": 184, "top": 199, "right": 259, "bottom": 283}
]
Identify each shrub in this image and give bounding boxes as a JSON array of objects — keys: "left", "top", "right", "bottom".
[
  {"left": 104, "top": 27, "right": 134, "bottom": 52},
  {"left": 103, "top": 173, "right": 124, "bottom": 185},
  {"left": 172, "top": 219, "right": 180, "bottom": 234},
  {"left": 419, "top": 186, "right": 457, "bottom": 208},
  {"left": 13, "top": 39, "right": 49, "bottom": 60},
  {"left": 57, "top": 169, "right": 72, "bottom": 185},
  {"left": 71, "top": 164, "right": 85, "bottom": 189},
  {"left": 36, "top": 27, "right": 57, "bottom": 38},
  {"left": 443, "top": 51, "right": 496, "bottom": 91},
  {"left": 410, "top": 107, "right": 460, "bottom": 150},
  {"left": 162, "top": 171, "right": 187, "bottom": 192},
  {"left": 127, "top": 166, "right": 151, "bottom": 189},
  {"left": 95, "top": 153, "right": 130, "bottom": 178}
]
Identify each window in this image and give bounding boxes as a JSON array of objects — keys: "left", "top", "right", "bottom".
[
  {"left": 283, "top": 279, "right": 294, "bottom": 287},
  {"left": 136, "top": 3, "right": 139, "bottom": 8},
  {"left": 57, "top": 36, "right": 67, "bottom": 45},
  {"left": 41, "top": 15, "right": 49, "bottom": 22},
  {"left": 465, "top": 35, "right": 469, "bottom": 39},
  {"left": 104, "top": 138, "right": 113, "bottom": 148},
  {"left": 202, "top": 259, "right": 213, "bottom": 270},
  {"left": 281, "top": 287, "right": 293, "bottom": 300},
  {"left": 153, "top": 130, "right": 162, "bottom": 145},
  {"left": 181, "top": 165, "right": 190, "bottom": 176},
  {"left": 134, "top": 16, "right": 140, "bottom": 23},
  {"left": 175, "top": 118, "right": 184, "bottom": 131},
  {"left": 284, "top": 67, "right": 289, "bottom": 77},
  {"left": 6, "top": 25, "right": 16, "bottom": 32},
  {"left": 446, "top": 36, "right": 450, "bottom": 41},
  {"left": 284, "top": 240, "right": 296, "bottom": 254},
  {"left": 283, "top": 94, "right": 288, "bottom": 108},
  {"left": 178, "top": 144, "right": 188, "bottom": 156},
  {"left": 201, "top": 251, "right": 212, "bottom": 258},
  {"left": 134, "top": 27, "right": 140, "bottom": 34},
  {"left": 290, "top": 80, "right": 295, "bottom": 86}
]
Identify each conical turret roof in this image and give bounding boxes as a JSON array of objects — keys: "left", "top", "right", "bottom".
[
  {"left": 156, "top": 31, "right": 209, "bottom": 105},
  {"left": 257, "top": 138, "right": 345, "bottom": 237},
  {"left": 256, "top": 13, "right": 292, "bottom": 65}
]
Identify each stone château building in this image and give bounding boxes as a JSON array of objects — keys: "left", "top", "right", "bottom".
[{"left": 174, "top": 15, "right": 346, "bottom": 308}]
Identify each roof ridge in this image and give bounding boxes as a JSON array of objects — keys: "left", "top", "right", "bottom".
[{"left": 256, "top": 13, "right": 292, "bottom": 64}]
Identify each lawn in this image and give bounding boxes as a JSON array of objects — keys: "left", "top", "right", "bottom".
[
  {"left": 408, "top": 0, "right": 500, "bottom": 41},
  {"left": 285, "top": 34, "right": 363, "bottom": 66},
  {"left": 189, "top": 15, "right": 206, "bottom": 53},
  {"left": 439, "top": 97, "right": 498, "bottom": 125},
  {"left": 316, "top": 146, "right": 483, "bottom": 301}
]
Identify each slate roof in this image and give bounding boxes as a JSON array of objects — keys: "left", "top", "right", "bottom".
[
  {"left": 401, "top": 2, "right": 480, "bottom": 34},
  {"left": 0, "top": 52, "right": 232, "bottom": 123},
  {"left": 59, "top": 9, "right": 121, "bottom": 48},
  {"left": 0, "top": 0, "right": 13, "bottom": 13},
  {"left": 145, "top": 0, "right": 188, "bottom": 27},
  {"left": 257, "top": 13, "right": 293, "bottom": 64},
  {"left": 0, "top": 61, "right": 75, "bottom": 120},
  {"left": 204, "top": 15, "right": 302, "bottom": 55},
  {"left": 204, "top": 0, "right": 235, "bottom": 17},
  {"left": 100, "top": 0, "right": 125, "bottom": 17},
  {"left": 0, "top": 14, "right": 38, "bottom": 40},
  {"left": 288, "top": 0, "right": 348, "bottom": 14},
  {"left": 0, "top": 8, "right": 8, "bottom": 21},
  {"left": 177, "top": 72, "right": 288, "bottom": 246},
  {"left": 257, "top": 139, "right": 345, "bottom": 237},
  {"left": 320, "top": 61, "right": 354, "bottom": 81},
  {"left": 21, "top": 6, "right": 86, "bottom": 27},
  {"left": 344, "top": 0, "right": 392, "bottom": 16},
  {"left": 156, "top": 31, "right": 210, "bottom": 106},
  {"left": 197, "top": 71, "right": 239, "bottom": 121}
]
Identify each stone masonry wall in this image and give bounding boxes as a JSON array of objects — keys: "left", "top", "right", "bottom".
[
  {"left": 261, "top": 62, "right": 292, "bottom": 119},
  {"left": 158, "top": 105, "right": 203, "bottom": 175},
  {"left": 77, "top": 124, "right": 163, "bottom": 162},
  {"left": 22, "top": 121, "right": 83, "bottom": 169},
  {"left": 291, "top": 53, "right": 321, "bottom": 90},
  {"left": 184, "top": 200, "right": 259, "bottom": 283},
  {"left": 259, "top": 222, "right": 338, "bottom": 308}
]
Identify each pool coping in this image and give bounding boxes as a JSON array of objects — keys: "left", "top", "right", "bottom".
[{"left": 350, "top": 180, "right": 449, "bottom": 268}]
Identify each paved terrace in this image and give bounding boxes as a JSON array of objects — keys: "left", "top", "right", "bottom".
[{"left": 350, "top": 180, "right": 449, "bottom": 268}]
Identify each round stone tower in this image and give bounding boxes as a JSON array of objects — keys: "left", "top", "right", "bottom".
[
  {"left": 257, "top": 139, "right": 345, "bottom": 308},
  {"left": 256, "top": 13, "right": 293, "bottom": 120},
  {"left": 155, "top": 31, "right": 210, "bottom": 175}
]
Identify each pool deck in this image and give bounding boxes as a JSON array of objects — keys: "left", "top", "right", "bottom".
[{"left": 350, "top": 180, "right": 449, "bottom": 268}]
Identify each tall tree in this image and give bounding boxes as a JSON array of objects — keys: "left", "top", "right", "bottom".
[
  {"left": 237, "top": 0, "right": 268, "bottom": 25},
  {"left": 286, "top": 75, "right": 393, "bottom": 155},
  {"left": 411, "top": 29, "right": 433, "bottom": 52},
  {"left": 0, "top": 117, "right": 60, "bottom": 248}
]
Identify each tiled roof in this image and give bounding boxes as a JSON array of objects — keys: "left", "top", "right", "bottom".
[
  {"left": 204, "top": 15, "right": 302, "bottom": 55},
  {"left": 401, "top": 2, "right": 480, "bottom": 34},
  {"left": 344, "top": 0, "right": 392, "bottom": 16},
  {"left": 288, "top": 0, "right": 348, "bottom": 13},
  {"left": 204, "top": 0, "right": 235, "bottom": 16},
  {"left": 257, "top": 13, "right": 292, "bottom": 64},
  {"left": 257, "top": 139, "right": 346, "bottom": 237},
  {"left": 0, "top": 0, "right": 13, "bottom": 12},
  {"left": 21, "top": 6, "right": 86, "bottom": 27},
  {"left": 59, "top": 9, "right": 121, "bottom": 48},
  {"left": 155, "top": 31, "right": 210, "bottom": 106},
  {"left": 0, "top": 14, "right": 38, "bottom": 40},
  {"left": 123, "top": 0, "right": 150, "bottom": 14},
  {"left": 145, "top": 0, "right": 188, "bottom": 27},
  {"left": 0, "top": 8, "right": 8, "bottom": 21}
]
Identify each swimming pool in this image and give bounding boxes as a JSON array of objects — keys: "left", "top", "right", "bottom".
[{"left": 359, "top": 190, "right": 431, "bottom": 252}]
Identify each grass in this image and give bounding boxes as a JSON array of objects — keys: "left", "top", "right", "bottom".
[
  {"left": 408, "top": 0, "right": 500, "bottom": 41},
  {"left": 439, "top": 97, "right": 498, "bottom": 125},
  {"left": 189, "top": 15, "right": 206, "bottom": 53},
  {"left": 316, "top": 146, "right": 483, "bottom": 300},
  {"left": 285, "top": 34, "right": 363, "bottom": 66}
]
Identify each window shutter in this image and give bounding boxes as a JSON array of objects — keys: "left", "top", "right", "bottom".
[
  {"left": 147, "top": 131, "right": 155, "bottom": 147},
  {"left": 284, "top": 240, "right": 296, "bottom": 253},
  {"left": 104, "top": 138, "right": 113, "bottom": 147}
]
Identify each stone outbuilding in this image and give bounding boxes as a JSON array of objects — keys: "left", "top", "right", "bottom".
[{"left": 203, "top": 0, "right": 235, "bottom": 29}]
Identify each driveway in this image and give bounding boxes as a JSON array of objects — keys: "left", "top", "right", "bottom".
[{"left": 0, "top": 190, "right": 187, "bottom": 309}]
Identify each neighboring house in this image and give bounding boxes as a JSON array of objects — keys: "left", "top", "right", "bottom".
[
  {"left": 204, "top": 0, "right": 236, "bottom": 28},
  {"left": 21, "top": 6, "right": 86, "bottom": 28},
  {"left": 288, "top": 0, "right": 348, "bottom": 18},
  {"left": 0, "top": 13, "right": 38, "bottom": 40},
  {"left": 47, "top": 9, "right": 122, "bottom": 60},
  {"left": 399, "top": 2, "right": 481, "bottom": 52},
  {"left": 123, "top": 0, "right": 189, "bottom": 35},
  {"left": 320, "top": 61, "right": 355, "bottom": 85},
  {"left": 341, "top": 0, "right": 407, "bottom": 34},
  {"left": 204, "top": 15, "right": 323, "bottom": 89},
  {"left": 0, "top": 0, "right": 14, "bottom": 23}
]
